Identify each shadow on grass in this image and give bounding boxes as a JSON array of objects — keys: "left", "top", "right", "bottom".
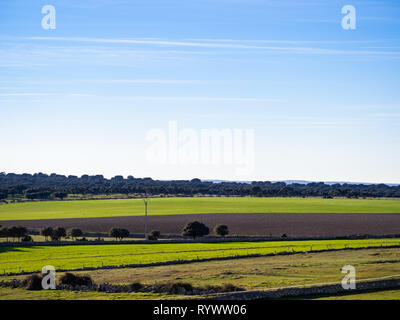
[{"left": 0, "top": 245, "right": 41, "bottom": 254}]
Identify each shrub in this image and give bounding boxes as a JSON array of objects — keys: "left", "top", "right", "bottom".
[
  {"left": 53, "top": 192, "right": 68, "bottom": 200},
  {"left": 219, "top": 283, "right": 244, "bottom": 292},
  {"left": 182, "top": 221, "right": 209, "bottom": 239},
  {"left": 24, "top": 190, "right": 52, "bottom": 200},
  {"left": 0, "top": 227, "right": 9, "bottom": 241},
  {"left": 51, "top": 227, "right": 66, "bottom": 241},
  {"left": 20, "top": 274, "right": 44, "bottom": 291},
  {"left": 109, "top": 228, "right": 119, "bottom": 240},
  {"left": 153, "top": 282, "right": 194, "bottom": 294},
  {"left": 21, "top": 235, "right": 33, "bottom": 242},
  {"left": 214, "top": 224, "right": 229, "bottom": 237},
  {"left": 147, "top": 230, "right": 161, "bottom": 240},
  {"left": 109, "top": 228, "right": 130, "bottom": 240},
  {"left": 59, "top": 273, "right": 93, "bottom": 286},
  {"left": 168, "top": 282, "right": 193, "bottom": 294},
  {"left": 68, "top": 228, "right": 83, "bottom": 240},
  {"left": 8, "top": 226, "right": 28, "bottom": 241},
  {"left": 281, "top": 233, "right": 288, "bottom": 238},
  {"left": 41, "top": 227, "right": 53, "bottom": 241},
  {"left": 130, "top": 282, "right": 144, "bottom": 291},
  {"left": 119, "top": 228, "right": 130, "bottom": 240}
]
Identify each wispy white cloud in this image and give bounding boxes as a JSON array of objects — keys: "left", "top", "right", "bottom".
[
  {"left": 185, "top": 38, "right": 387, "bottom": 45},
  {"left": 26, "top": 36, "right": 400, "bottom": 56},
  {"left": 28, "top": 36, "right": 270, "bottom": 49}
]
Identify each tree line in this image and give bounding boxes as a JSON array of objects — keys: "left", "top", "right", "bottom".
[
  {"left": 0, "top": 172, "right": 399, "bottom": 200},
  {"left": 0, "top": 222, "right": 229, "bottom": 242},
  {"left": 0, "top": 225, "right": 81, "bottom": 242}
]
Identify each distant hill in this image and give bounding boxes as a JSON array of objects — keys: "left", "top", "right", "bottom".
[{"left": 203, "top": 179, "right": 400, "bottom": 187}]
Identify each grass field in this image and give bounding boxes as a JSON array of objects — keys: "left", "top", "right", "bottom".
[
  {"left": 67, "top": 247, "right": 400, "bottom": 290},
  {"left": 313, "top": 289, "right": 400, "bottom": 300},
  {"left": 0, "top": 287, "right": 186, "bottom": 300},
  {"left": 1, "top": 197, "right": 400, "bottom": 221},
  {"left": 2, "top": 248, "right": 399, "bottom": 300},
  {"left": 1, "top": 238, "right": 399, "bottom": 274}
]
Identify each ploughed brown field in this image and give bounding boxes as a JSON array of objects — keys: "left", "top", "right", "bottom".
[{"left": 2, "top": 212, "right": 400, "bottom": 237}]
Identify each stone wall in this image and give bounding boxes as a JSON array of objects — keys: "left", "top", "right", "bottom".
[
  {"left": 206, "top": 278, "right": 400, "bottom": 300},
  {"left": 2, "top": 276, "right": 399, "bottom": 300}
]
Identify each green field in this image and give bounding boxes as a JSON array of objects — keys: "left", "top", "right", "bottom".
[
  {"left": 1, "top": 197, "right": 400, "bottom": 221},
  {"left": 314, "top": 289, "right": 400, "bottom": 300},
  {"left": 2, "top": 248, "right": 400, "bottom": 300},
  {"left": 1, "top": 238, "right": 399, "bottom": 274},
  {"left": 66, "top": 247, "right": 400, "bottom": 290},
  {"left": 0, "top": 287, "right": 186, "bottom": 300}
]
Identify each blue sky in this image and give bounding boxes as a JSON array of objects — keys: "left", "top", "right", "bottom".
[{"left": 0, "top": 0, "right": 400, "bottom": 183}]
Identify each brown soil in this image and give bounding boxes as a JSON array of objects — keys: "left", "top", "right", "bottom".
[{"left": 2, "top": 212, "right": 400, "bottom": 237}]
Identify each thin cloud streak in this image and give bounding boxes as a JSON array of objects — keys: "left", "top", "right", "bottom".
[{"left": 26, "top": 37, "right": 400, "bottom": 56}]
